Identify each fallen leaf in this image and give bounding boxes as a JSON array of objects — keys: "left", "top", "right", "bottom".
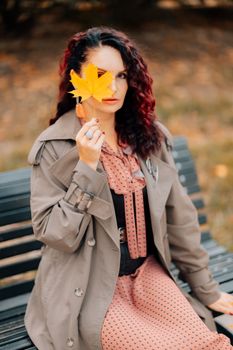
[{"left": 214, "top": 164, "right": 228, "bottom": 178}]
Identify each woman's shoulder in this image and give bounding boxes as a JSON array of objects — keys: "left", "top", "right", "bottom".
[
  {"left": 151, "top": 120, "right": 177, "bottom": 170},
  {"left": 27, "top": 110, "right": 77, "bottom": 166},
  {"left": 27, "top": 133, "right": 71, "bottom": 167},
  {"left": 154, "top": 120, "right": 174, "bottom": 151}
]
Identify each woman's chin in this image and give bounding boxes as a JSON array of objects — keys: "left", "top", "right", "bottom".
[{"left": 94, "top": 105, "right": 122, "bottom": 115}]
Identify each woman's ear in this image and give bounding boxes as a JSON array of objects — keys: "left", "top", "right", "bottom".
[{"left": 75, "top": 98, "right": 87, "bottom": 120}]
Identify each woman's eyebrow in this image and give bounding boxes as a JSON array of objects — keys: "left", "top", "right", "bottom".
[{"left": 97, "top": 67, "right": 127, "bottom": 73}]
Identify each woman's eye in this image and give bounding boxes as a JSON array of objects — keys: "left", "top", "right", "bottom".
[
  {"left": 118, "top": 72, "right": 127, "bottom": 79},
  {"left": 97, "top": 72, "right": 127, "bottom": 79}
]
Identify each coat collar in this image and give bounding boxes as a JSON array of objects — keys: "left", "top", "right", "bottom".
[
  {"left": 43, "top": 109, "right": 176, "bottom": 254},
  {"left": 39, "top": 109, "right": 82, "bottom": 142}
]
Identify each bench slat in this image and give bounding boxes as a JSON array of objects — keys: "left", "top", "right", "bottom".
[
  {"left": 0, "top": 336, "right": 34, "bottom": 350},
  {"left": 215, "top": 314, "right": 233, "bottom": 344},
  {"left": 0, "top": 208, "right": 31, "bottom": 226},
  {"left": 0, "top": 195, "right": 30, "bottom": 214},
  {"left": 1, "top": 240, "right": 42, "bottom": 259},
  {"left": 0, "top": 182, "right": 30, "bottom": 198},
  {"left": 201, "top": 231, "right": 212, "bottom": 242},
  {"left": 0, "top": 225, "right": 32, "bottom": 243},
  {"left": 0, "top": 168, "right": 30, "bottom": 183},
  {"left": 0, "top": 257, "right": 41, "bottom": 279},
  {"left": 0, "top": 281, "right": 34, "bottom": 301},
  {"left": 179, "top": 173, "right": 198, "bottom": 188},
  {"left": 219, "top": 280, "right": 233, "bottom": 294},
  {"left": 173, "top": 136, "right": 187, "bottom": 149},
  {"left": 0, "top": 294, "right": 30, "bottom": 314},
  {"left": 172, "top": 149, "right": 190, "bottom": 162}
]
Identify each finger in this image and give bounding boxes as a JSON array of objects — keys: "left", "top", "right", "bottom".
[
  {"left": 219, "top": 307, "right": 233, "bottom": 315},
  {"left": 220, "top": 292, "right": 233, "bottom": 301},
  {"left": 209, "top": 302, "right": 233, "bottom": 314},
  {"left": 217, "top": 295, "right": 233, "bottom": 308},
  {"left": 220, "top": 303, "right": 233, "bottom": 313},
  {"left": 89, "top": 129, "right": 104, "bottom": 145},
  {"left": 210, "top": 300, "right": 233, "bottom": 310},
  {"left": 220, "top": 298, "right": 233, "bottom": 306},
  {"left": 94, "top": 133, "right": 105, "bottom": 148},
  {"left": 224, "top": 303, "right": 233, "bottom": 312},
  {"left": 79, "top": 125, "right": 101, "bottom": 142},
  {"left": 77, "top": 118, "right": 99, "bottom": 138},
  {"left": 208, "top": 305, "right": 228, "bottom": 314},
  {"left": 225, "top": 294, "right": 233, "bottom": 302}
]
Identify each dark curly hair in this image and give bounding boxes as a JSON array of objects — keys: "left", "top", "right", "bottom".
[{"left": 50, "top": 26, "right": 164, "bottom": 159}]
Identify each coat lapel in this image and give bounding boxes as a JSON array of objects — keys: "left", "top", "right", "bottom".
[
  {"left": 94, "top": 161, "right": 121, "bottom": 250},
  {"left": 138, "top": 154, "right": 176, "bottom": 254}
]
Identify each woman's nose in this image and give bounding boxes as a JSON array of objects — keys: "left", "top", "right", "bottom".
[{"left": 110, "top": 79, "right": 117, "bottom": 93}]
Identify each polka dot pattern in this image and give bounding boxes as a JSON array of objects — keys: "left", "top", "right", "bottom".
[
  {"left": 100, "top": 139, "right": 147, "bottom": 259},
  {"left": 101, "top": 255, "right": 232, "bottom": 350}
]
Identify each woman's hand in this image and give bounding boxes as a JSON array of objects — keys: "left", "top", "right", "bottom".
[
  {"left": 207, "top": 291, "right": 233, "bottom": 315},
  {"left": 76, "top": 118, "right": 105, "bottom": 170}
]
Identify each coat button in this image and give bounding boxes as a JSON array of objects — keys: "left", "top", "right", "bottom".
[
  {"left": 87, "top": 238, "right": 96, "bottom": 246},
  {"left": 74, "top": 287, "right": 84, "bottom": 297},
  {"left": 67, "top": 337, "right": 74, "bottom": 347}
]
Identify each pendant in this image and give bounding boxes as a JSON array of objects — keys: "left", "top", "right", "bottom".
[{"left": 146, "top": 158, "right": 159, "bottom": 184}]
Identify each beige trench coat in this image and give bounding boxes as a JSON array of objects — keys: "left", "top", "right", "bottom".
[{"left": 24, "top": 109, "right": 221, "bottom": 350}]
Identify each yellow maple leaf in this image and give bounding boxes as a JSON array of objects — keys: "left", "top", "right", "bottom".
[{"left": 69, "top": 63, "right": 114, "bottom": 102}]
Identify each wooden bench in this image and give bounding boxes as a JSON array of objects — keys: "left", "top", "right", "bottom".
[{"left": 0, "top": 136, "right": 233, "bottom": 349}]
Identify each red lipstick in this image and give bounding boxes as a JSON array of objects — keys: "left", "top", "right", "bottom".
[{"left": 102, "top": 98, "right": 119, "bottom": 104}]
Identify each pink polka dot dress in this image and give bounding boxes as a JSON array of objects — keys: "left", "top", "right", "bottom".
[
  {"left": 101, "top": 255, "right": 232, "bottom": 349},
  {"left": 98, "top": 140, "right": 233, "bottom": 350}
]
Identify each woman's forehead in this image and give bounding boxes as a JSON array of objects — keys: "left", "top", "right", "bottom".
[{"left": 83, "top": 46, "right": 126, "bottom": 73}]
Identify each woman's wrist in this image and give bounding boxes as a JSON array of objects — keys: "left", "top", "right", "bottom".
[{"left": 79, "top": 158, "right": 98, "bottom": 171}]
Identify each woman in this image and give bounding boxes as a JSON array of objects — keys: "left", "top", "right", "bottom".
[{"left": 24, "top": 26, "right": 233, "bottom": 349}]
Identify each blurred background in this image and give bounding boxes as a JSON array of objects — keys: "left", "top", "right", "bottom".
[{"left": 0, "top": 0, "right": 232, "bottom": 250}]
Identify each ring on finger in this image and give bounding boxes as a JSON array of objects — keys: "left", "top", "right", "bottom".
[{"left": 85, "top": 130, "right": 94, "bottom": 139}]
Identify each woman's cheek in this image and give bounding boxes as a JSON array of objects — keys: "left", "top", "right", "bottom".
[{"left": 121, "top": 81, "right": 128, "bottom": 97}]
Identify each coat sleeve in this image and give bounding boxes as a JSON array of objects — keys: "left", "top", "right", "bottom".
[
  {"left": 158, "top": 123, "right": 221, "bottom": 306},
  {"left": 28, "top": 139, "right": 110, "bottom": 253}
]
